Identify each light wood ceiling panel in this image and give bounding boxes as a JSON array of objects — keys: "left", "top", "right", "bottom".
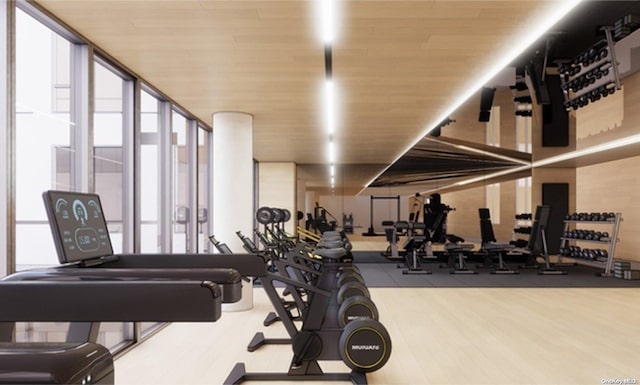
[{"left": 34, "top": 0, "right": 563, "bottom": 193}]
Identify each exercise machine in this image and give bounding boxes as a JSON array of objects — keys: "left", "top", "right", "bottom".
[
  {"left": 478, "top": 208, "right": 518, "bottom": 274},
  {"left": 39, "top": 190, "right": 267, "bottom": 296},
  {"left": 306, "top": 203, "right": 338, "bottom": 234},
  {"left": 444, "top": 234, "right": 477, "bottom": 274},
  {"left": 529, "top": 205, "right": 567, "bottom": 275},
  {"left": 398, "top": 222, "right": 431, "bottom": 275},
  {"left": 225, "top": 211, "right": 393, "bottom": 384}
]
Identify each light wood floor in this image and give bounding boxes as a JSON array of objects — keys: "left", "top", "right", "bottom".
[{"left": 115, "top": 287, "right": 640, "bottom": 385}]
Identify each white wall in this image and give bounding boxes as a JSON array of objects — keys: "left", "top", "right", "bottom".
[{"left": 258, "top": 162, "right": 297, "bottom": 235}]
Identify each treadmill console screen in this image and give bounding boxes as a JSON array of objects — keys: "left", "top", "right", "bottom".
[{"left": 43, "top": 190, "right": 114, "bottom": 264}]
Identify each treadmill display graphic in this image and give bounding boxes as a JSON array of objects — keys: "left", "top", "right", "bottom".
[
  {"left": 46, "top": 191, "right": 113, "bottom": 263},
  {"left": 70, "top": 199, "right": 100, "bottom": 252}
]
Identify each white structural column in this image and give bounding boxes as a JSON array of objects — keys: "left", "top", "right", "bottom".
[{"left": 212, "top": 112, "right": 253, "bottom": 310}]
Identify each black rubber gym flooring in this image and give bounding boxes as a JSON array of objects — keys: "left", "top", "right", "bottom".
[{"left": 351, "top": 251, "right": 640, "bottom": 288}]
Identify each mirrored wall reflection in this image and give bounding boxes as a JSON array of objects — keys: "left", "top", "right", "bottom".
[{"left": 15, "top": 8, "right": 73, "bottom": 271}]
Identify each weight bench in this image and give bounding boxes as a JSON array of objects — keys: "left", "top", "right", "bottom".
[
  {"left": 382, "top": 220, "right": 406, "bottom": 260},
  {"left": 444, "top": 235, "right": 476, "bottom": 274},
  {"left": 520, "top": 205, "right": 567, "bottom": 275},
  {"left": 479, "top": 208, "right": 518, "bottom": 274},
  {"left": 399, "top": 223, "right": 431, "bottom": 275}
]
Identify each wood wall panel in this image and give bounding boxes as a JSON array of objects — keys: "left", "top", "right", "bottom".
[
  {"left": 577, "top": 156, "right": 640, "bottom": 263},
  {"left": 576, "top": 71, "right": 640, "bottom": 150}
]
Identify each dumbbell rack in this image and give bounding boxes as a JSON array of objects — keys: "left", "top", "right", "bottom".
[
  {"left": 558, "top": 213, "right": 623, "bottom": 277},
  {"left": 510, "top": 213, "right": 532, "bottom": 249},
  {"left": 558, "top": 26, "right": 621, "bottom": 111}
]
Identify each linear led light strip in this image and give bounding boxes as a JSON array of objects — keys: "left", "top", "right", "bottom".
[
  {"left": 452, "top": 165, "right": 531, "bottom": 187},
  {"left": 361, "top": 0, "right": 584, "bottom": 193},
  {"left": 427, "top": 137, "right": 531, "bottom": 166},
  {"left": 323, "top": 0, "right": 336, "bottom": 190},
  {"left": 532, "top": 133, "right": 640, "bottom": 167},
  {"left": 449, "top": 133, "right": 640, "bottom": 188}
]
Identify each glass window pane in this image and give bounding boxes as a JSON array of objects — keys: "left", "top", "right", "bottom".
[
  {"left": 99, "top": 322, "right": 133, "bottom": 351},
  {"left": 198, "top": 128, "right": 210, "bottom": 253},
  {"left": 94, "top": 61, "right": 124, "bottom": 253},
  {"left": 15, "top": 8, "right": 74, "bottom": 271},
  {"left": 93, "top": 61, "right": 130, "bottom": 349},
  {"left": 14, "top": 322, "right": 69, "bottom": 342},
  {"left": 172, "top": 112, "right": 187, "bottom": 253},
  {"left": 140, "top": 90, "right": 160, "bottom": 252}
]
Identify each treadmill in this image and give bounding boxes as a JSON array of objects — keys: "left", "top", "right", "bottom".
[
  {"left": 34, "top": 190, "right": 269, "bottom": 301},
  {"left": 0, "top": 275, "right": 223, "bottom": 384},
  {"left": 0, "top": 189, "right": 262, "bottom": 384}
]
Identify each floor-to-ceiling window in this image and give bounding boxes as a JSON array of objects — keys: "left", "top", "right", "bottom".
[
  {"left": 516, "top": 102, "right": 532, "bottom": 215},
  {"left": 7, "top": 0, "right": 211, "bottom": 353},
  {"left": 13, "top": 7, "right": 73, "bottom": 343},
  {"left": 140, "top": 89, "right": 160, "bottom": 252},
  {"left": 14, "top": 8, "right": 73, "bottom": 271},
  {"left": 198, "top": 127, "right": 210, "bottom": 252},
  {"left": 93, "top": 58, "right": 134, "bottom": 351},
  {"left": 94, "top": 60, "right": 125, "bottom": 252},
  {"left": 485, "top": 106, "right": 501, "bottom": 223},
  {"left": 172, "top": 111, "right": 187, "bottom": 253}
]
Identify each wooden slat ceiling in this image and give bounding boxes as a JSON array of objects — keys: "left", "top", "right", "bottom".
[{"left": 34, "top": 0, "right": 570, "bottom": 195}]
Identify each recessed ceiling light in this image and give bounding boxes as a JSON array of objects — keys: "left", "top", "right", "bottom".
[
  {"left": 326, "top": 80, "right": 335, "bottom": 135},
  {"left": 322, "top": 0, "right": 336, "bottom": 44},
  {"left": 328, "top": 140, "right": 335, "bottom": 163}
]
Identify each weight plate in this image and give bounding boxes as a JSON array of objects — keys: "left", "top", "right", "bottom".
[
  {"left": 339, "top": 319, "right": 392, "bottom": 373},
  {"left": 337, "top": 281, "right": 370, "bottom": 304},
  {"left": 271, "top": 208, "right": 283, "bottom": 223},
  {"left": 337, "top": 272, "right": 365, "bottom": 288},
  {"left": 337, "top": 295, "right": 379, "bottom": 328},
  {"left": 256, "top": 207, "right": 273, "bottom": 224}
]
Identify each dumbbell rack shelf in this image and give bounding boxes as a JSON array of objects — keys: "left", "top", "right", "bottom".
[
  {"left": 510, "top": 213, "right": 532, "bottom": 249},
  {"left": 558, "top": 213, "right": 623, "bottom": 277},
  {"left": 558, "top": 26, "right": 622, "bottom": 110}
]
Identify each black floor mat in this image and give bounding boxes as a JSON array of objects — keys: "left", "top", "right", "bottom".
[{"left": 355, "top": 260, "right": 640, "bottom": 288}]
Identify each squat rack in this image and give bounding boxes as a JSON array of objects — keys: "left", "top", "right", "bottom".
[{"left": 364, "top": 195, "right": 400, "bottom": 236}]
